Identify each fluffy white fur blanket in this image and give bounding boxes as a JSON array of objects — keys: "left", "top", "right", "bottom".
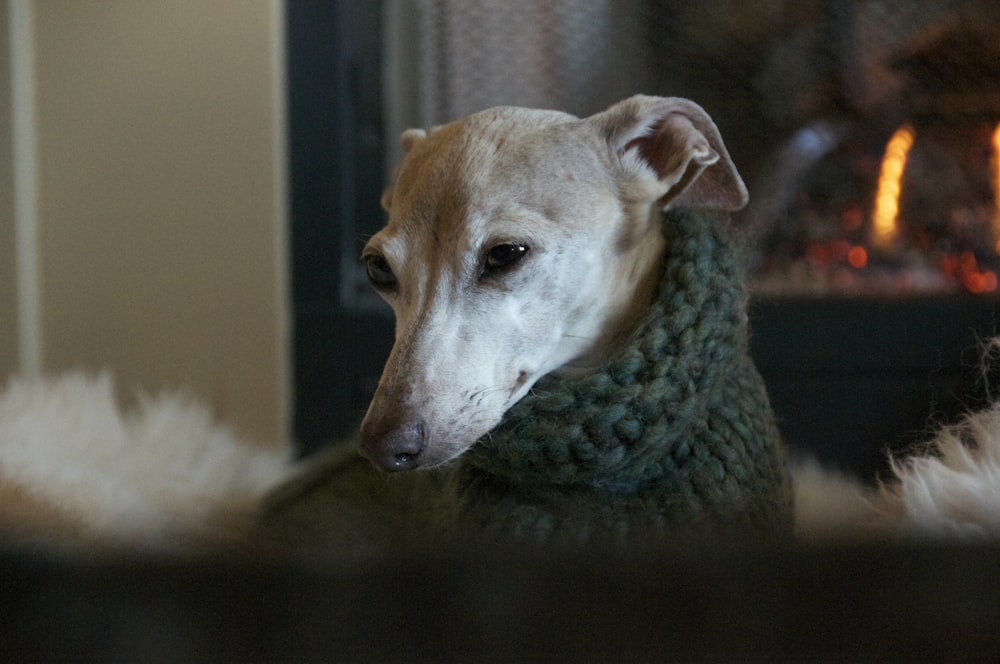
[
  {"left": 0, "top": 372, "right": 289, "bottom": 553},
  {"left": 1, "top": 371, "right": 998, "bottom": 552},
  {"left": 885, "top": 405, "right": 1000, "bottom": 537}
]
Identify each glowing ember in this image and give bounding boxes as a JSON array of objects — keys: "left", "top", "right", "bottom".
[
  {"left": 939, "top": 251, "right": 999, "bottom": 294},
  {"left": 871, "top": 125, "right": 916, "bottom": 250},
  {"left": 847, "top": 246, "right": 868, "bottom": 269}
]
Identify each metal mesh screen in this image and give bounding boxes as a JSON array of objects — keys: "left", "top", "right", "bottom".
[
  {"left": 411, "top": 0, "right": 653, "bottom": 123},
  {"left": 389, "top": 0, "right": 842, "bottom": 167},
  {"left": 386, "top": 0, "right": 1000, "bottom": 293}
]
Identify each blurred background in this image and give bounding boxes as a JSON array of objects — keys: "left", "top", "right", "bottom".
[{"left": 4, "top": 0, "right": 1000, "bottom": 477}]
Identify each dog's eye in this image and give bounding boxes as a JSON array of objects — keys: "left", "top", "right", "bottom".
[
  {"left": 363, "top": 253, "right": 397, "bottom": 289},
  {"left": 484, "top": 243, "right": 529, "bottom": 273}
]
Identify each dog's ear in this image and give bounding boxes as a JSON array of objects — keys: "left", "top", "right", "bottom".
[
  {"left": 380, "top": 187, "right": 394, "bottom": 212},
  {"left": 592, "top": 95, "right": 748, "bottom": 211},
  {"left": 381, "top": 129, "right": 429, "bottom": 211},
  {"left": 400, "top": 128, "right": 427, "bottom": 152}
]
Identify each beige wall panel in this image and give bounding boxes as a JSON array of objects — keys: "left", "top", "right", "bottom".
[{"left": 31, "top": 1, "right": 288, "bottom": 444}]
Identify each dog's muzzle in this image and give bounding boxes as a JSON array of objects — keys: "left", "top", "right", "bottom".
[{"left": 359, "top": 419, "right": 426, "bottom": 472}]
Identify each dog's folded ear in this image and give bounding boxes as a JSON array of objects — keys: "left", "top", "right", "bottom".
[
  {"left": 400, "top": 128, "right": 427, "bottom": 152},
  {"left": 592, "top": 95, "right": 748, "bottom": 211},
  {"left": 381, "top": 129, "right": 429, "bottom": 212}
]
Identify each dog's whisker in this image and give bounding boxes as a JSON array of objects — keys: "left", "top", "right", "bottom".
[
  {"left": 468, "top": 385, "right": 509, "bottom": 407},
  {"left": 560, "top": 332, "right": 597, "bottom": 342}
]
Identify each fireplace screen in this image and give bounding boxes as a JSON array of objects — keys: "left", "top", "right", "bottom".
[{"left": 384, "top": 0, "right": 1000, "bottom": 296}]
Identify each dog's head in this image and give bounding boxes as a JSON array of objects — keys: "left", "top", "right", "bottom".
[{"left": 359, "top": 95, "right": 747, "bottom": 471}]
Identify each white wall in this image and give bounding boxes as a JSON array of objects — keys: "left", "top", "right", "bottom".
[{"left": 2, "top": 0, "right": 290, "bottom": 445}]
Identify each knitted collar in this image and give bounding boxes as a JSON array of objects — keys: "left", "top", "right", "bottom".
[{"left": 460, "top": 207, "right": 751, "bottom": 491}]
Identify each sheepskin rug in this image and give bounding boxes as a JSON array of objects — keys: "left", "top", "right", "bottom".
[
  {"left": 0, "top": 372, "right": 290, "bottom": 553},
  {"left": 1, "top": 370, "right": 999, "bottom": 552},
  {"left": 883, "top": 404, "right": 1000, "bottom": 537}
]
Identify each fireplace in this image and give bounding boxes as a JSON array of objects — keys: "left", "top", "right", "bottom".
[
  {"left": 740, "top": 1, "right": 1000, "bottom": 476},
  {"left": 289, "top": 1, "right": 1000, "bottom": 476}
]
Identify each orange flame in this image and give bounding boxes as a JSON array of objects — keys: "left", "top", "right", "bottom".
[
  {"left": 871, "top": 125, "right": 916, "bottom": 250},
  {"left": 992, "top": 123, "right": 1000, "bottom": 251}
]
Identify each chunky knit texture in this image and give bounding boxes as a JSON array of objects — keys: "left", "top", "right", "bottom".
[{"left": 449, "top": 208, "right": 793, "bottom": 546}]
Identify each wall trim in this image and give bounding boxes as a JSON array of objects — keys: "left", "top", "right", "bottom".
[{"left": 9, "top": 0, "right": 40, "bottom": 376}]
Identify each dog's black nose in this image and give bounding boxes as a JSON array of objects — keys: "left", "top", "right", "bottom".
[{"left": 359, "top": 419, "right": 426, "bottom": 472}]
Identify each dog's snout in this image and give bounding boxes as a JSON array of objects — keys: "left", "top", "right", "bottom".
[{"left": 359, "top": 419, "right": 426, "bottom": 472}]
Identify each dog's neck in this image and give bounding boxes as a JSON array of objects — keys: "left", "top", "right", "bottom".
[{"left": 553, "top": 215, "right": 666, "bottom": 378}]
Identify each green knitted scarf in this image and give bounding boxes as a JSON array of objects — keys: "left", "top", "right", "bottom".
[{"left": 448, "top": 208, "right": 793, "bottom": 547}]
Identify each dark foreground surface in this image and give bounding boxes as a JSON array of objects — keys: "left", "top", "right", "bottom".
[{"left": 3, "top": 541, "right": 998, "bottom": 662}]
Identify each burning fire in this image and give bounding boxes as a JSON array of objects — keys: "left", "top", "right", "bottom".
[
  {"left": 865, "top": 122, "right": 1000, "bottom": 293},
  {"left": 870, "top": 125, "right": 915, "bottom": 250},
  {"left": 759, "top": 120, "right": 1000, "bottom": 294}
]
